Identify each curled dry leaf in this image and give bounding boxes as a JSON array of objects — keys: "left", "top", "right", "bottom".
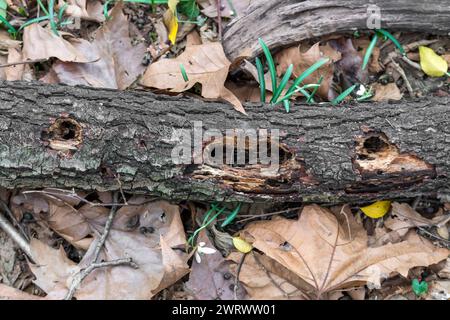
[
  {"left": 275, "top": 42, "right": 341, "bottom": 100},
  {"left": 141, "top": 42, "right": 245, "bottom": 114},
  {"left": 45, "top": 3, "right": 146, "bottom": 90},
  {"left": 372, "top": 83, "right": 403, "bottom": 102},
  {"left": 15, "top": 190, "right": 188, "bottom": 299},
  {"left": 58, "top": 0, "right": 105, "bottom": 22},
  {"left": 234, "top": 204, "right": 449, "bottom": 299},
  {"left": 186, "top": 230, "right": 244, "bottom": 300},
  {"left": 22, "top": 24, "right": 97, "bottom": 63}
]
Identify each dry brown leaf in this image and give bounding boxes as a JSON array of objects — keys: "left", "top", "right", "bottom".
[
  {"left": 386, "top": 202, "right": 450, "bottom": 231},
  {"left": 5, "top": 47, "right": 35, "bottom": 81},
  {"left": 275, "top": 43, "right": 341, "bottom": 100},
  {"left": 354, "top": 38, "right": 383, "bottom": 73},
  {"left": 17, "top": 191, "right": 188, "bottom": 299},
  {"left": 0, "top": 284, "right": 44, "bottom": 300},
  {"left": 0, "top": 30, "right": 20, "bottom": 51},
  {"left": 141, "top": 42, "right": 245, "bottom": 113},
  {"left": 30, "top": 238, "right": 80, "bottom": 300},
  {"left": 186, "top": 230, "right": 243, "bottom": 300},
  {"left": 58, "top": 0, "right": 105, "bottom": 22},
  {"left": 22, "top": 24, "right": 97, "bottom": 63},
  {"left": 228, "top": 251, "right": 306, "bottom": 300},
  {"left": 372, "top": 83, "right": 403, "bottom": 102},
  {"left": 237, "top": 204, "right": 449, "bottom": 299},
  {"left": 46, "top": 3, "right": 146, "bottom": 90}
]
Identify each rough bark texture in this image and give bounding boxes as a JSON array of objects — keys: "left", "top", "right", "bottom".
[
  {"left": 0, "top": 81, "right": 449, "bottom": 203},
  {"left": 223, "top": 0, "right": 450, "bottom": 60}
]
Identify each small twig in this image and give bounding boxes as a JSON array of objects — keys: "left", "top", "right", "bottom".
[
  {"left": 389, "top": 57, "right": 414, "bottom": 95},
  {"left": 64, "top": 258, "right": 138, "bottom": 300},
  {"left": 64, "top": 191, "right": 139, "bottom": 300},
  {"left": 0, "top": 210, "right": 32, "bottom": 258},
  {"left": 233, "top": 253, "right": 246, "bottom": 300},
  {"left": 234, "top": 206, "right": 303, "bottom": 224},
  {"left": 216, "top": 0, "right": 222, "bottom": 40},
  {"left": 0, "top": 199, "right": 29, "bottom": 241},
  {"left": 92, "top": 192, "right": 119, "bottom": 263},
  {"left": 0, "top": 59, "right": 47, "bottom": 68},
  {"left": 115, "top": 174, "right": 128, "bottom": 205},
  {"left": 400, "top": 55, "right": 421, "bottom": 71}
]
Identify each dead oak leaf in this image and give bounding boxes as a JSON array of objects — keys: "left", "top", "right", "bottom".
[
  {"left": 58, "top": 0, "right": 105, "bottom": 22},
  {"left": 275, "top": 43, "right": 341, "bottom": 100},
  {"left": 141, "top": 42, "right": 245, "bottom": 114},
  {"left": 23, "top": 24, "right": 97, "bottom": 63},
  {"left": 46, "top": 3, "right": 146, "bottom": 90},
  {"left": 372, "top": 83, "right": 402, "bottom": 102},
  {"left": 238, "top": 204, "right": 449, "bottom": 299}
]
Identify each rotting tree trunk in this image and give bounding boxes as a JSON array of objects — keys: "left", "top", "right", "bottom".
[
  {"left": 0, "top": 81, "right": 449, "bottom": 203},
  {"left": 223, "top": 0, "right": 450, "bottom": 60}
]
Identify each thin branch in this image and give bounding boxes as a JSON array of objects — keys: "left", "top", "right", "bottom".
[
  {"left": 216, "top": 0, "right": 222, "bottom": 40},
  {"left": 0, "top": 210, "right": 32, "bottom": 258},
  {"left": 64, "top": 258, "right": 138, "bottom": 300},
  {"left": 0, "top": 199, "right": 29, "bottom": 241},
  {"left": 0, "top": 59, "right": 47, "bottom": 68},
  {"left": 233, "top": 252, "right": 246, "bottom": 300},
  {"left": 93, "top": 192, "right": 119, "bottom": 263},
  {"left": 389, "top": 57, "right": 414, "bottom": 95}
]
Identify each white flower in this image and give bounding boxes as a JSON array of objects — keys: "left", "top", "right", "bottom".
[
  {"left": 356, "top": 84, "right": 366, "bottom": 96},
  {"left": 194, "top": 242, "right": 217, "bottom": 263}
]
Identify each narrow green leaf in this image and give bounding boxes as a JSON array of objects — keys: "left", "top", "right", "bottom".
[
  {"left": 255, "top": 57, "right": 266, "bottom": 103},
  {"left": 307, "top": 76, "right": 323, "bottom": 103},
  {"left": 376, "top": 29, "right": 405, "bottom": 55},
  {"left": 48, "top": 0, "right": 59, "bottom": 36},
  {"left": 0, "top": 15, "right": 17, "bottom": 34},
  {"left": 37, "top": 0, "right": 50, "bottom": 16},
  {"left": 18, "top": 15, "right": 49, "bottom": 31},
  {"left": 58, "top": 3, "right": 69, "bottom": 23},
  {"left": 0, "top": 0, "right": 7, "bottom": 19},
  {"left": 283, "top": 100, "right": 290, "bottom": 112},
  {"left": 272, "top": 64, "right": 293, "bottom": 103},
  {"left": 221, "top": 203, "right": 241, "bottom": 227},
  {"left": 180, "top": 63, "right": 189, "bottom": 82},
  {"left": 258, "top": 38, "right": 277, "bottom": 93},
  {"left": 331, "top": 84, "right": 357, "bottom": 105},
  {"left": 178, "top": 0, "right": 200, "bottom": 19},
  {"left": 285, "top": 58, "right": 329, "bottom": 96},
  {"left": 362, "top": 34, "right": 378, "bottom": 70}
]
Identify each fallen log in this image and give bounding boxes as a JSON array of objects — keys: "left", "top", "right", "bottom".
[
  {"left": 223, "top": 0, "right": 450, "bottom": 60},
  {"left": 0, "top": 81, "right": 448, "bottom": 203}
]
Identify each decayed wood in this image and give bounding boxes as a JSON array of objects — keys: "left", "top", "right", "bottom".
[
  {"left": 0, "top": 81, "right": 449, "bottom": 203},
  {"left": 223, "top": 0, "right": 450, "bottom": 60}
]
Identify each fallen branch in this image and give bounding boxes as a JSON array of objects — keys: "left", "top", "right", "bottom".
[{"left": 64, "top": 192, "right": 138, "bottom": 300}]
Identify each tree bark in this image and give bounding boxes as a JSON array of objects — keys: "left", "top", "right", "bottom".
[
  {"left": 223, "top": 0, "right": 450, "bottom": 60},
  {"left": 0, "top": 81, "right": 448, "bottom": 203}
]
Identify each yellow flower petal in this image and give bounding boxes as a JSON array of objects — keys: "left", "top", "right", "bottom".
[
  {"left": 419, "top": 46, "right": 448, "bottom": 77},
  {"left": 233, "top": 237, "right": 253, "bottom": 253},
  {"left": 360, "top": 200, "right": 391, "bottom": 219}
]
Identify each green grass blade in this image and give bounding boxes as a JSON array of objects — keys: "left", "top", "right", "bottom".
[
  {"left": 307, "top": 75, "right": 324, "bottom": 103},
  {"left": 255, "top": 57, "right": 266, "bottom": 103},
  {"left": 362, "top": 34, "right": 378, "bottom": 70},
  {"left": 277, "top": 83, "right": 318, "bottom": 103},
  {"left": 331, "top": 84, "right": 357, "bottom": 105},
  {"left": 48, "top": 0, "right": 58, "bottom": 35},
  {"left": 18, "top": 15, "right": 49, "bottom": 31},
  {"left": 271, "top": 63, "right": 293, "bottom": 103},
  {"left": 285, "top": 58, "right": 329, "bottom": 96},
  {"left": 221, "top": 203, "right": 241, "bottom": 228},
  {"left": 283, "top": 100, "right": 290, "bottom": 112},
  {"left": 0, "top": 15, "right": 17, "bottom": 34},
  {"left": 37, "top": 0, "right": 50, "bottom": 16},
  {"left": 58, "top": 2, "right": 68, "bottom": 23},
  {"left": 376, "top": 29, "right": 405, "bottom": 55},
  {"left": 180, "top": 63, "right": 189, "bottom": 82},
  {"left": 258, "top": 38, "right": 277, "bottom": 93}
]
